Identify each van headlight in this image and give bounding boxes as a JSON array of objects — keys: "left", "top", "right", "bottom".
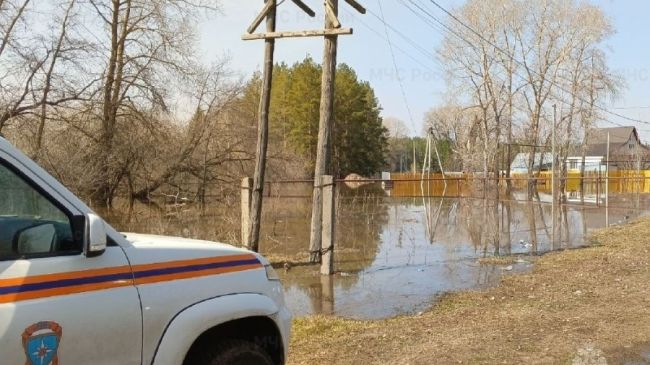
[{"left": 264, "top": 264, "right": 280, "bottom": 281}]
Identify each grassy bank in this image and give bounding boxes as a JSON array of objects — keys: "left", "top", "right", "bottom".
[{"left": 288, "top": 218, "right": 650, "bottom": 364}]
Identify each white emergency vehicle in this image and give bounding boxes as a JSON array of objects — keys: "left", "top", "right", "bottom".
[{"left": 0, "top": 136, "right": 291, "bottom": 365}]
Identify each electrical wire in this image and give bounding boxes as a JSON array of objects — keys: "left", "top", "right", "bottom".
[
  {"left": 364, "top": 7, "right": 438, "bottom": 61},
  {"left": 342, "top": 7, "right": 438, "bottom": 76},
  {"left": 425, "top": 0, "right": 650, "bottom": 126},
  {"left": 399, "top": 0, "right": 650, "bottom": 135},
  {"left": 346, "top": 1, "right": 650, "bottom": 141},
  {"left": 612, "top": 106, "right": 650, "bottom": 110},
  {"left": 376, "top": 0, "right": 418, "bottom": 134}
]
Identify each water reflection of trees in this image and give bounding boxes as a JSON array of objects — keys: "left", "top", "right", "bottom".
[
  {"left": 278, "top": 183, "right": 390, "bottom": 315},
  {"left": 98, "top": 198, "right": 242, "bottom": 244},
  {"left": 335, "top": 183, "right": 390, "bottom": 271},
  {"left": 100, "top": 183, "right": 392, "bottom": 274},
  {"left": 450, "top": 195, "right": 576, "bottom": 257}
]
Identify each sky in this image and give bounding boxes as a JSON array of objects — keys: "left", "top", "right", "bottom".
[{"left": 198, "top": 0, "right": 650, "bottom": 141}]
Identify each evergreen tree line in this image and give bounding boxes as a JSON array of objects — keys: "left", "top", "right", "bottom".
[{"left": 241, "top": 57, "right": 389, "bottom": 178}]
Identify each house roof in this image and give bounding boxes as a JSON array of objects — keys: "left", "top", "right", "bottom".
[
  {"left": 590, "top": 127, "right": 636, "bottom": 144},
  {"left": 585, "top": 143, "right": 609, "bottom": 157},
  {"left": 585, "top": 127, "right": 639, "bottom": 156}
]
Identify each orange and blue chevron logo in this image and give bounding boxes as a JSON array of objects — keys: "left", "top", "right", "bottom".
[{"left": 22, "top": 321, "right": 62, "bottom": 365}]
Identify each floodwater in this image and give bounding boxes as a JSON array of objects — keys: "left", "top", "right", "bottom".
[
  {"left": 102, "top": 182, "right": 650, "bottom": 319},
  {"left": 274, "top": 190, "right": 649, "bottom": 319}
]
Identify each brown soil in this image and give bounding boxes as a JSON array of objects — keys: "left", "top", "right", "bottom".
[{"left": 288, "top": 218, "right": 650, "bottom": 364}]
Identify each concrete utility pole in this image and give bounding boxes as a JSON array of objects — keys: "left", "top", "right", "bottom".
[
  {"left": 243, "top": 0, "right": 362, "bottom": 253},
  {"left": 552, "top": 104, "right": 557, "bottom": 246},
  {"left": 606, "top": 131, "right": 610, "bottom": 209},
  {"left": 309, "top": 0, "right": 366, "bottom": 263},
  {"left": 605, "top": 131, "right": 610, "bottom": 227}
]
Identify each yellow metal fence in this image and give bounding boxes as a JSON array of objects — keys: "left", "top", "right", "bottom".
[{"left": 387, "top": 171, "right": 650, "bottom": 197}]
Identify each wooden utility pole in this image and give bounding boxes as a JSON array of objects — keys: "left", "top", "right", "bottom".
[
  {"left": 309, "top": 0, "right": 365, "bottom": 263},
  {"left": 245, "top": 0, "right": 277, "bottom": 252},
  {"left": 243, "top": 0, "right": 362, "bottom": 253},
  {"left": 310, "top": 0, "right": 338, "bottom": 263}
]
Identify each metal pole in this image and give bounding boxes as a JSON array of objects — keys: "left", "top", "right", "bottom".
[
  {"left": 412, "top": 140, "right": 416, "bottom": 174},
  {"left": 596, "top": 174, "right": 600, "bottom": 207},
  {"left": 606, "top": 132, "right": 610, "bottom": 209}
]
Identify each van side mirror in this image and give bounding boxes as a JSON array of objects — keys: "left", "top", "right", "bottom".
[
  {"left": 83, "top": 213, "right": 107, "bottom": 257},
  {"left": 86, "top": 214, "right": 107, "bottom": 257},
  {"left": 13, "top": 223, "right": 57, "bottom": 255}
]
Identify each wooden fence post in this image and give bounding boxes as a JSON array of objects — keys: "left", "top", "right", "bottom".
[
  {"left": 241, "top": 177, "right": 253, "bottom": 246},
  {"left": 321, "top": 175, "right": 335, "bottom": 275}
]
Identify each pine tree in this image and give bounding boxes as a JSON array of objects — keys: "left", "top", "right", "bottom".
[{"left": 238, "top": 57, "right": 389, "bottom": 177}]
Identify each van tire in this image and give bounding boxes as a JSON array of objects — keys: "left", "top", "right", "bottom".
[{"left": 200, "top": 339, "right": 274, "bottom": 365}]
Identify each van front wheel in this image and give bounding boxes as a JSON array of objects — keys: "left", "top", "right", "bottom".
[{"left": 200, "top": 340, "right": 274, "bottom": 365}]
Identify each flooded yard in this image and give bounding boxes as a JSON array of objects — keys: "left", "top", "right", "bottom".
[{"left": 103, "top": 183, "right": 650, "bottom": 319}]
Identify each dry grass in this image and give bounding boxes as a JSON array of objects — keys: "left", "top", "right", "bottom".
[{"left": 288, "top": 218, "right": 650, "bottom": 365}]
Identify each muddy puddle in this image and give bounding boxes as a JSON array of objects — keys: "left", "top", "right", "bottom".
[{"left": 103, "top": 184, "right": 650, "bottom": 319}]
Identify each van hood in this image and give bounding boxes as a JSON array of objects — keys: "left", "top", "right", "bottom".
[
  {"left": 123, "top": 233, "right": 244, "bottom": 252},
  {"left": 120, "top": 233, "right": 269, "bottom": 266}
]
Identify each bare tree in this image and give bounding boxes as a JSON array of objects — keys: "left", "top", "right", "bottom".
[
  {"left": 554, "top": 5, "right": 618, "bottom": 200},
  {"left": 129, "top": 61, "right": 243, "bottom": 203},
  {"left": 439, "top": 0, "right": 522, "bottom": 186},
  {"left": 435, "top": 0, "right": 617, "bottom": 200},
  {"left": 0, "top": 0, "right": 93, "bottom": 136},
  {"left": 425, "top": 104, "right": 476, "bottom": 172},
  {"left": 83, "top": 0, "right": 219, "bottom": 206}
]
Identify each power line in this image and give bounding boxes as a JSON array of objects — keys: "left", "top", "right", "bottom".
[
  {"left": 408, "top": 0, "right": 650, "bottom": 131},
  {"left": 392, "top": 0, "right": 650, "bottom": 137},
  {"left": 398, "top": 0, "right": 446, "bottom": 32},
  {"left": 424, "top": 0, "right": 650, "bottom": 127},
  {"left": 342, "top": 7, "right": 438, "bottom": 76},
  {"left": 398, "top": 0, "right": 557, "bottom": 120},
  {"left": 351, "top": 1, "right": 650, "bottom": 137},
  {"left": 365, "top": 7, "right": 438, "bottom": 61},
  {"left": 612, "top": 106, "right": 650, "bottom": 110},
  {"left": 402, "top": 0, "right": 465, "bottom": 46},
  {"left": 600, "top": 119, "right": 650, "bottom": 132},
  {"left": 353, "top": 1, "right": 531, "bottom": 126},
  {"left": 376, "top": 0, "right": 417, "bottom": 133},
  {"left": 398, "top": 0, "right": 650, "bottom": 135}
]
